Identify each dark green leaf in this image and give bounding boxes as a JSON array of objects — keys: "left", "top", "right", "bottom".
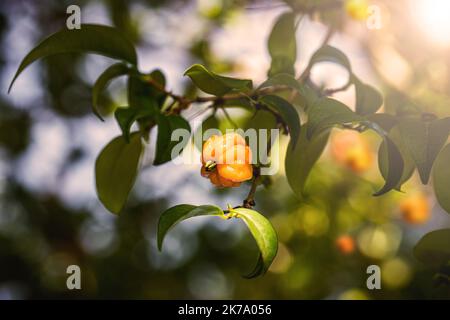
[
  {"left": 92, "top": 63, "right": 131, "bottom": 120},
  {"left": 157, "top": 204, "right": 224, "bottom": 251},
  {"left": 114, "top": 107, "right": 155, "bottom": 142},
  {"left": 285, "top": 126, "right": 330, "bottom": 199},
  {"left": 223, "top": 97, "right": 253, "bottom": 110},
  {"left": 128, "top": 74, "right": 160, "bottom": 111},
  {"left": 259, "top": 95, "right": 301, "bottom": 147},
  {"left": 95, "top": 133, "right": 142, "bottom": 214},
  {"left": 398, "top": 117, "right": 450, "bottom": 184},
  {"left": 354, "top": 77, "right": 383, "bottom": 115},
  {"left": 268, "top": 12, "right": 297, "bottom": 76},
  {"left": 231, "top": 207, "right": 278, "bottom": 278},
  {"left": 154, "top": 115, "right": 191, "bottom": 165},
  {"left": 432, "top": 144, "right": 450, "bottom": 214},
  {"left": 414, "top": 229, "right": 450, "bottom": 267},
  {"left": 373, "top": 135, "right": 404, "bottom": 196},
  {"left": 306, "top": 97, "right": 362, "bottom": 139},
  {"left": 378, "top": 125, "right": 415, "bottom": 191},
  {"left": 184, "top": 64, "right": 252, "bottom": 96},
  {"left": 9, "top": 24, "right": 137, "bottom": 92},
  {"left": 143, "top": 69, "right": 167, "bottom": 107},
  {"left": 366, "top": 113, "right": 398, "bottom": 132}
]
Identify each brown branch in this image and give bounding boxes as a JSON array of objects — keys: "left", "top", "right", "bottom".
[
  {"left": 243, "top": 169, "right": 261, "bottom": 208},
  {"left": 146, "top": 75, "right": 293, "bottom": 114}
]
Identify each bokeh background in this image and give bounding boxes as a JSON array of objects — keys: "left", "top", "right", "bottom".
[{"left": 1, "top": 0, "right": 450, "bottom": 299}]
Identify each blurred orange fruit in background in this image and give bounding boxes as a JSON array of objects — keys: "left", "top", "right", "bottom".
[
  {"left": 330, "top": 130, "right": 374, "bottom": 173},
  {"left": 336, "top": 235, "right": 356, "bottom": 255},
  {"left": 399, "top": 193, "right": 431, "bottom": 224}
]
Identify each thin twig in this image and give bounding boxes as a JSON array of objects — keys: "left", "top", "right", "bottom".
[{"left": 221, "top": 107, "right": 239, "bottom": 129}]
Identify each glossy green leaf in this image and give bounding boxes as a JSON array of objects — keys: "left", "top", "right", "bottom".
[
  {"left": 92, "top": 63, "right": 131, "bottom": 120},
  {"left": 9, "top": 24, "right": 137, "bottom": 92},
  {"left": 184, "top": 64, "right": 252, "bottom": 96},
  {"left": 432, "top": 144, "right": 450, "bottom": 214},
  {"left": 268, "top": 12, "right": 297, "bottom": 76},
  {"left": 157, "top": 204, "right": 224, "bottom": 251},
  {"left": 285, "top": 126, "right": 330, "bottom": 199},
  {"left": 154, "top": 115, "right": 191, "bottom": 165},
  {"left": 259, "top": 95, "right": 301, "bottom": 147},
  {"left": 95, "top": 133, "right": 142, "bottom": 214},
  {"left": 114, "top": 107, "right": 155, "bottom": 142},
  {"left": 378, "top": 125, "right": 415, "bottom": 191},
  {"left": 399, "top": 117, "right": 450, "bottom": 184},
  {"left": 414, "top": 229, "right": 450, "bottom": 267},
  {"left": 306, "top": 97, "right": 362, "bottom": 139},
  {"left": 231, "top": 208, "right": 278, "bottom": 278},
  {"left": 354, "top": 77, "right": 383, "bottom": 115}
]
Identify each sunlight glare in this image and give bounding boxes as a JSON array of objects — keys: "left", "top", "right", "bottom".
[{"left": 412, "top": 0, "right": 450, "bottom": 47}]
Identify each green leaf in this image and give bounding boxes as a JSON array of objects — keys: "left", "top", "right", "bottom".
[
  {"left": 398, "top": 117, "right": 450, "bottom": 184},
  {"left": 143, "top": 69, "right": 167, "bottom": 107},
  {"left": 95, "top": 133, "right": 142, "bottom": 214},
  {"left": 9, "top": 24, "right": 137, "bottom": 92},
  {"left": 259, "top": 95, "right": 301, "bottom": 147},
  {"left": 184, "top": 64, "right": 252, "bottom": 96},
  {"left": 373, "top": 135, "right": 404, "bottom": 196},
  {"left": 306, "top": 97, "right": 362, "bottom": 139},
  {"left": 128, "top": 74, "right": 160, "bottom": 111},
  {"left": 378, "top": 125, "right": 415, "bottom": 190},
  {"left": 414, "top": 229, "right": 450, "bottom": 267},
  {"left": 432, "top": 144, "right": 450, "bottom": 214},
  {"left": 309, "top": 45, "right": 352, "bottom": 74},
  {"left": 92, "top": 63, "right": 131, "bottom": 120},
  {"left": 258, "top": 73, "right": 303, "bottom": 93},
  {"left": 354, "top": 77, "right": 383, "bottom": 115},
  {"left": 154, "top": 115, "right": 191, "bottom": 165},
  {"left": 268, "top": 12, "right": 297, "bottom": 76},
  {"left": 362, "top": 120, "right": 405, "bottom": 196},
  {"left": 114, "top": 107, "right": 155, "bottom": 142},
  {"left": 285, "top": 126, "right": 330, "bottom": 199},
  {"left": 157, "top": 204, "right": 224, "bottom": 251},
  {"left": 223, "top": 97, "right": 253, "bottom": 111},
  {"left": 231, "top": 208, "right": 278, "bottom": 278},
  {"left": 366, "top": 113, "right": 398, "bottom": 132},
  {"left": 295, "top": 83, "right": 320, "bottom": 111}
]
